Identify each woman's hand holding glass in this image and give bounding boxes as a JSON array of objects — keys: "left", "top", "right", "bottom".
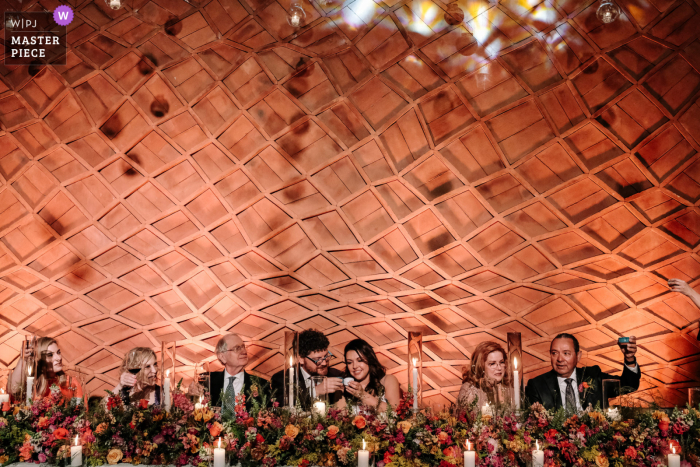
[
  {"left": 119, "top": 371, "right": 139, "bottom": 390},
  {"left": 346, "top": 380, "right": 378, "bottom": 407}
]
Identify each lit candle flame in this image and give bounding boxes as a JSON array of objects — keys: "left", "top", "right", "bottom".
[
  {"left": 412, "top": 358, "right": 417, "bottom": 366},
  {"left": 166, "top": 369, "right": 170, "bottom": 377},
  {"left": 290, "top": 356, "right": 293, "bottom": 366},
  {"left": 362, "top": 439, "right": 366, "bottom": 450},
  {"left": 466, "top": 440, "right": 471, "bottom": 451},
  {"left": 672, "top": 444, "right": 676, "bottom": 454},
  {"left": 74, "top": 435, "right": 79, "bottom": 446},
  {"left": 218, "top": 438, "right": 222, "bottom": 449},
  {"left": 536, "top": 440, "right": 540, "bottom": 451},
  {"left": 199, "top": 396, "right": 203, "bottom": 404},
  {"left": 28, "top": 366, "right": 32, "bottom": 377},
  {"left": 514, "top": 357, "right": 518, "bottom": 370},
  {"left": 1, "top": 388, "right": 4, "bottom": 394}
]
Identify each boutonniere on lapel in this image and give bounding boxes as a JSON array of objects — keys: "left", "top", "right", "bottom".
[
  {"left": 578, "top": 378, "right": 595, "bottom": 400},
  {"left": 250, "top": 383, "right": 259, "bottom": 398}
]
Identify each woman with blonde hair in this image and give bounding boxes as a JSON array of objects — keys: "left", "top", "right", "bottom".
[
  {"left": 7, "top": 337, "right": 82, "bottom": 402},
  {"left": 458, "top": 341, "right": 512, "bottom": 409},
  {"left": 112, "top": 347, "right": 161, "bottom": 406}
]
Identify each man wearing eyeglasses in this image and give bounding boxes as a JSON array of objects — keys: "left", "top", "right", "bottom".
[
  {"left": 207, "top": 333, "right": 270, "bottom": 416},
  {"left": 270, "top": 329, "right": 345, "bottom": 409}
]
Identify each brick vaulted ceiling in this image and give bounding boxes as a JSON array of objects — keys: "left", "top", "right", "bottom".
[{"left": 1, "top": 0, "right": 700, "bottom": 407}]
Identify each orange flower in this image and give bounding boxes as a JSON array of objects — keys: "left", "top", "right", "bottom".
[
  {"left": 107, "top": 449, "right": 123, "bottom": 465},
  {"left": 37, "top": 416, "right": 49, "bottom": 429},
  {"left": 443, "top": 447, "right": 457, "bottom": 458},
  {"left": 581, "top": 382, "right": 589, "bottom": 389},
  {"left": 95, "top": 423, "right": 108, "bottom": 434},
  {"left": 353, "top": 415, "right": 366, "bottom": 429},
  {"left": 209, "top": 421, "right": 223, "bottom": 437},
  {"left": 1, "top": 402, "right": 9, "bottom": 412},
  {"left": 285, "top": 424, "right": 300, "bottom": 438},
  {"left": 397, "top": 421, "right": 412, "bottom": 434},
  {"left": 437, "top": 432, "right": 449, "bottom": 444},
  {"left": 54, "top": 428, "right": 69, "bottom": 439},
  {"left": 327, "top": 425, "right": 339, "bottom": 439},
  {"left": 138, "top": 399, "right": 149, "bottom": 410}
]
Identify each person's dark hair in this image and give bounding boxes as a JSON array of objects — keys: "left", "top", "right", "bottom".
[
  {"left": 552, "top": 333, "right": 579, "bottom": 353},
  {"left": 344, "top": 339, "right": 386, "bottom": 398},
  {"left": 299, "top": 329, "right": 330, "bottom": 358}
]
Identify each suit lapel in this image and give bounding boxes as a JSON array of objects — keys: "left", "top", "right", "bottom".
[
  {"left": 544, "top": 370, "right": 563, "bottom": 409},
  {"left": 576, "top": 367, "right": 589, "bottom": 408}
]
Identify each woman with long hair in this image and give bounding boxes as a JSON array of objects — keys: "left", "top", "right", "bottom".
[
  {"left": 7, "top": 337, "right": 82, "bottom": 402},
  {"left": 336, "top": 339, "right": 400, "bottom": 413},
  {"left": 458, "top": 341, "right": 512, "bottom": 408},
  {"left": 111, "top": 347, "right": 161, "bottom": 406}
]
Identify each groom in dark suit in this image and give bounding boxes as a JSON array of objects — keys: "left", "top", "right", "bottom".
[
  {"left": 525, "top": 333, "right": 641, "bottom": 411},
  {"left": 270, "top": 329, "right": 345, "bottom": 409}
]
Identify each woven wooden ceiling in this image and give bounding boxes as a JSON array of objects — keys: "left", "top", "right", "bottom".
[{"left": 0, "top": 0, "right": 699, "bottom": 407}]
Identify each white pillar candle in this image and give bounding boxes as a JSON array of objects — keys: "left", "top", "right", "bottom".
[
  {"left": 313, "top": 400, "right": 326, "bottom": 415},
  {"left": 0, "top": 389, "right": 9, "bottom": 403},
  {"left": 194, "top": 396, "right": 203, "bottom": 411},
  {"left": 164, "top": 369, "right": 171, "bottom": 410},
  {"left": 71, "top": 436, "right": 82, "bottom": 466},
  {"left": 668, "top": 444, "right": 680, "bottom": 467},
  {"left": 412, "top": 358, "right": 418, "bottom": 410},
  {"left": 513, "top": 357, "right": 520, "bottom": 410},
  {"left": 533, "top": 441, "right": 544, "bottom": 467},
  {"left": 289, "top": 356, "right": 295, "bottom": 409},
  {"left": 214, "top": 438, "right": 225, "bottom": 467},
  {"left": 358, "top": 439, "right": 369, "bottom": 467},
  {"left": 26, "top": 365, "right": 34, "bottom": 405},
  {"left": 464, "top": 441, "right": 475, "bottom": 467},
  {"left": 481, "top": 402, "right": 493, "bottom": 417}
]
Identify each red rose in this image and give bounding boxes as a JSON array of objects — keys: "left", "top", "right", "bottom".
[
  {"left": 624, "top": 447, "right": 637, "bottom": 459},
  {"left": 353, "top": 415, "right": 366, "bottom": 429},
  {"left": 659, "top": 420, "right": 670, "bottom": 431},
  {"left": 138, "top": 399, "right": 149, "bottom": 409},
  {"left": 54, "top": 428, "right": 69, "bottom": 439},
  {"left": 300, "top": 460, "right": 310, "bottom": 467},
  {"left": 256, "top": 434, "right": 264, "bottom": 443}
]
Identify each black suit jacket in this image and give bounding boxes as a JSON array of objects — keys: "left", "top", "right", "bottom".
[
  {"left": 525, "top": 364, "right": 641, "bottom": 411},
  {"left": 209, "top": 371, "right": 270, "bottom": 412},
  {"left": 270, "top": 367, "right": 344, "bottom": 409}
]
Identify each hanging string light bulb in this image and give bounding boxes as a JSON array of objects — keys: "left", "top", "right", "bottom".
[
  {"left": 596, "top": 0, "right": 620, "bottom": 23},
  {"left": 287, "top": 0, "right": 306, "bottom": 27},
  {"left": 107, "top": 0, "right": 122, "bottom": 9}
]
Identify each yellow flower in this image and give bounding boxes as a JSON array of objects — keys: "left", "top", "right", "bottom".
[
  {"left": 0, "top": 455, "right": 9, "bottom": 464},
  {"left": 285, "top": 424, "right": 300, "bottom": 438},
  {"left": 194, "top": 407, "right": 214, "bottom": 423},
  {"left": 107, "top": 449, "right": 123, "bottom": 465},
  {"left": 396, "top": 421, "right": 412, "bottom": 434},
  {"left": 595, "top": 454, "right": 609, "bottom": 467},
  {"left": 589, "top": 411, "right": 605, "bottom": 423}
]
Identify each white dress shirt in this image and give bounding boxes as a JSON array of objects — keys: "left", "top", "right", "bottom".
[
  {"left": 224, "top": 369, "right": 245, "bottom": 397},
  {"left": 558, "top": 363, "right": 639, "bottom": 411}
]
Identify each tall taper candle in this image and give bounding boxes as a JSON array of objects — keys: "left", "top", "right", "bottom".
[
  {"left": 164, "top": 369, "right": 171, "bottom": 410},
  {"left": 26, "top": 365, "right": 34, "bottom": 405},
  {"left": 513, "top": 357, "right": 520, "bottom": 410},
  {"left": 289, "top": 356, "right": 295, "bottom": 409},
  {"left": 412, "top": 358, "right": 418, "bottom": 410}
]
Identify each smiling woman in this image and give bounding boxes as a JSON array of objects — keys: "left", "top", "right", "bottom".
[{"left": 6, "top": 337, "right": 82, "bottom": 403}]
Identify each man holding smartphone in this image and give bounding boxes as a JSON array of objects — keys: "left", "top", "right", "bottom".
[{"left": 270, "top": 329, "right": 345, "bottom": 409}]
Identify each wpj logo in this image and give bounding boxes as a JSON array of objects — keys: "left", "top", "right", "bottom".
[{"left": 53, "top": 6, "right": 73, "bottom": 26}]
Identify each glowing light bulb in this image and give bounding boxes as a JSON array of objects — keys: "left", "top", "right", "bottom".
[
  {"left": 108, "top": 0, "right": 121, "bottom": 9},
  {"left": 287, "top": 1, "right": 306, "bottom": 27},
  {"left": 596, "top": 0, "right": 620, "bottom": 23}
]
